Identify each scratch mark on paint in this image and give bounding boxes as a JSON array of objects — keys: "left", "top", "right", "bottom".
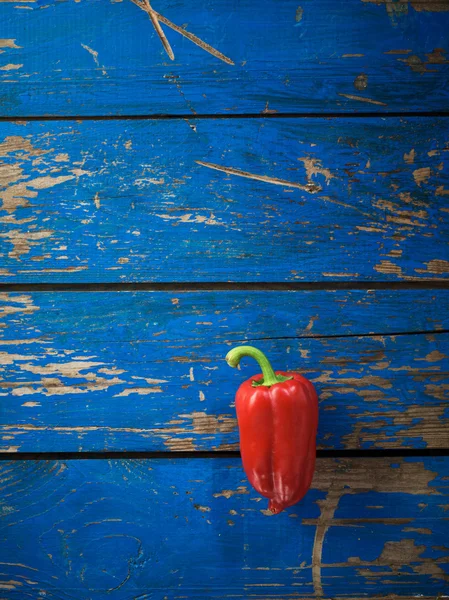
[
  {"left": 94, "top": 192, "right": 100, "bottom": 209},
  {"left": 113, "top": 386, "right": 162, "bottom": 396},
  {"left": 305, "top": 315, "right": 318, "bottom": 333},
  {"left": 196, "top": 161, "right": 321, "bottom": 193},
  {"left": 384, "top": 49, "right": 412, "bottom": 54},
  {"left": 131, "top": 0, "right": 234, "bottom": 65},
  {"left": 322, "top": 272, "right": 361, "bottom": 277},
  {"left": 312, "top": 486, "right": 342, "bottom": 597},
  {"left": 19, "top": 267, "right": 89, "bottom": 274},
  {"left": 142, "top": 0, "right": 175, "bottom": 60},
  {"left": 319, "top": 196, "right": 372, "bottom": 217},
  {"left": 338, "top": 93, "right": 387, "bottom": 106},
  {"left": 81, "top": 44, "right": 108, "bottom": 76}
]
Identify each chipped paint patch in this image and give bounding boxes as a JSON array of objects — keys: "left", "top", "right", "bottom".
[
  {"left": 404, "top": 148, "right": 416, "bottom": 163},
  {"left": 0, "top": 175, "right": 75, "bottom": 213},
  {"left": 0, "top": 64, "right": 22, "bottom": 71},
  {"left": 194, "top": 504, "right": 211, "bottom": 512},
  {"left": 0, "top": 135, "right": 46, "bottom": 158},
  {"left": 354, "top": 73, "right": 368, "bottom": 90},
  {"left": 374, "top": 260, "right": 404, "bottom": 277},
  {"left": 415, "top": 259, "right": 449, "bottom": 275},
  {"left": 163, "top": 437, "right": 196, "bottom": 451},
  {"left": 411, "top": 0, "right": 449, "bottom": 11},
  {"left": 362, "top": 0, "right": 449, "bottom": 17},
  {"left": 179, "top": 411, "right": 236, "bottom": 434},
  {"left": 299, "top": 157, "right": 334, "bottom": 185},
  {"left": 0, "top": 230, "right": 53, "bottom": 260},
  {"left": 436, "top": 186, "right": 449, "bottom": 196},
  {"left": 0, "top": 135, "right": 93, "bottom": 261},
  {"left": 0, "top": 40, "right": 21, "bottom": 49},
  {"left": 312, "top": 458, "right": 439, "bottom": 494},
  {"left": 155, "top": 212, "right": 224, "bottom": 226},
  {"left": 213, "top": 486, "right": 249, "bottom": 499}
]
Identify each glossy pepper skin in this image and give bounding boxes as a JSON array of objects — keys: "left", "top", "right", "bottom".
[{"left": 226, "top": 346, "right": 318, "bottom": 514}]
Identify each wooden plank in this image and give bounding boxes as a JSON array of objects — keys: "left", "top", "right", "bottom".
[
  {"left": 0, "top": 117, "right": 448, "bottom": 283},
  {"left": 0, "top": 457, "right": 448, "bottom": 598},
  {"left": 1, "top": 0, "right": 449, "bottom": 115},
  {"left": 1, "top": 290, "right": 448, "bottom": 452}
]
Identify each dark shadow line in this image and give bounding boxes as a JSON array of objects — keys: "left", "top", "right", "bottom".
[
  {"left": 246, "top": 328, "right": 449, "bottom": 341},
  {"left": 1, "top": 448, "right": 448, "bottom": 461},
  {"left": 1, "top": 281, "right": 449, "bottom": 292},
  {"left": 0, "top": 112, "right": 449, "bottom": 122}
]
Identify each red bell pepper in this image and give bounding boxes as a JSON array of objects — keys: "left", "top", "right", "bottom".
[{"left": 226, "top": 345, "right": 319, "bottom": 514}]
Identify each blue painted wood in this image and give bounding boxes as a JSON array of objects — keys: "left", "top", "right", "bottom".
[
  {"left": 1, "top": 117, "right": 448, "bottom": 282},
  {"left": 1, "top": 290, "right": 448, "bottom": 452},
  {"left": 1, "top": 0, "right": 449, "bottom": 115},
  {"left": 0, "top": 457, "right": 448, "bottom": 598}
]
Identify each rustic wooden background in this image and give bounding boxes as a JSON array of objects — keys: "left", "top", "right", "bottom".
[{"left": 1, "top": 0, "right": 448, "bottom": 598}]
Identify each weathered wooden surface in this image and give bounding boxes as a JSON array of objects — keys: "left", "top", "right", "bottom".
[
  {"left": 1, "top": 0, "right": 449, "bottom": 115},
  {"left": 1, "top": 117, "right": 448, "bottom": 283},
  {"left": 0, "top": 457, "right": 448, "bottom": 598},
  {"left": 1, "top": 290, "right": 448, "bottom": 452}
]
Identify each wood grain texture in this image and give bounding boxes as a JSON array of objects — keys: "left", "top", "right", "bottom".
[
  {"left": 1, "top": 0, "right": 449, "bottom": 115},
  {"left": 0, "top": 117, "right": 448, "bottom": 283},
  {"left": 0, "top": 457, "right": 448, "bottom": 598},
  {"left": 1, "top": 290, "right": 448, "bottom": 452}
]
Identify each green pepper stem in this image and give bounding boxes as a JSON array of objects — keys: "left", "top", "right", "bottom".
[{"left": 225, "top": 345, "right": 292, "bottom": 387}]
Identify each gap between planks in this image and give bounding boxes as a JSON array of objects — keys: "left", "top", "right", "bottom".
[
  {"left": 1, "top": 282, "right": 449, "bottom": 292},
  {"left": 0, "top": 111, "right": 449, "bottom": 123},
  {"left": 1, "top": 449, "right": 449, "bottom": 461}
]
